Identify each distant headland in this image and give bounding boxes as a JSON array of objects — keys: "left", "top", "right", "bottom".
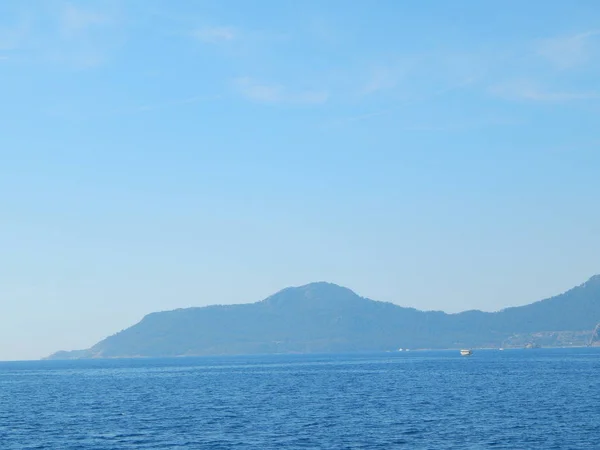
[{"left": 47, "top": 275, "right": 600, "bottom": 359}]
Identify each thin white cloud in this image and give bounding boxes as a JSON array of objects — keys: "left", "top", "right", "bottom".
[
  {"left": 48, "top": 4, "right": 120, "bottom": 68},
  {"left": 345, "top": 109, "right": 393, "bottom": 123},
  {"left": 491, "top": 80, "right": 599, "bottom": 102},
  {"left": 0, "top": 4, "right": 119, "bottom": 68},
  {"left": 135, "top": 95, "right": 220, "bottom": 112},
  {"left": 521, "top": 90, "right": 599, "bottom": 102},
  {"left": 236, "top": 78, "right": 282, "bottom": 102},
  {"left": 60, "top": 4, "right": 111, "bottom": 37},
  {"left": 307, "top": 17, "right": 340, "bottom": 46},
  {"left": 344, "top": 76, "right": 477, "bottom": 124},
  {"left": 234, "top": 77, "right": 329, "bottom": 105},
  {"left": 362, "top": 67, "right": 399, "bottom": 94},
  {"left": 536, "top": 30, "right": 600, "bottom": 69},
  {"left": 331, "top": 108, "right": 521, "bottom": 131},
  {"left": 0, "top": 20, "right": 30, "bottom": 51},
  {"left": 192, "top": 26, "right": 237, "bottom": 43},
  {"left": 359, "top": 54, "right": 481, "bottom": 99}
]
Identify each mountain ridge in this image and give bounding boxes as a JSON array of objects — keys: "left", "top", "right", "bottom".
[{"left": 47, "top": 275, "right": 600, "bottom": 359}]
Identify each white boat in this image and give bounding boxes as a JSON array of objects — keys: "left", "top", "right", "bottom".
[{"left": 460, "top": 349, "right": 472, "bottom": 356}]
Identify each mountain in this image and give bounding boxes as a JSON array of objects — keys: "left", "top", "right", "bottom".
[{"left": 48, "top": 276, "right": 600, "bottom": 359}]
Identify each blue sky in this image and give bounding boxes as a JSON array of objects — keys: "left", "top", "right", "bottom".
[{"left": 1, "top": 0, "right": 599, "bottom": 360}]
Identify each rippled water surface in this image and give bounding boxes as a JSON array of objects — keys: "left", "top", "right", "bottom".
[{"left": 1, "top": 349, "right": 599, "bottom": 449}]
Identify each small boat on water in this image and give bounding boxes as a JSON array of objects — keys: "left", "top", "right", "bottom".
[{"left": 460, "top": 349, "right": 473, "bottom": 356}]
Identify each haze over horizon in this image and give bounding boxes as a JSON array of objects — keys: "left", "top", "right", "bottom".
[{"left": 2, "top": 0, "right": 599, "bottom": 361}]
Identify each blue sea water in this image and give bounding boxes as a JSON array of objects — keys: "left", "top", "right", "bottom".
[{"left": 1, "top": 348, "right": 599, "bottom": 449}]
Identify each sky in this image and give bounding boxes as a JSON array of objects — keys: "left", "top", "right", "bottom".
[{"left": 1, "top": 0, "right": 599, "bottom": 360}]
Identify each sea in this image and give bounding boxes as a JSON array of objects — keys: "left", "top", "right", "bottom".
[{"left": 1, "top": 348, "right": 599, "bottom": 449}]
